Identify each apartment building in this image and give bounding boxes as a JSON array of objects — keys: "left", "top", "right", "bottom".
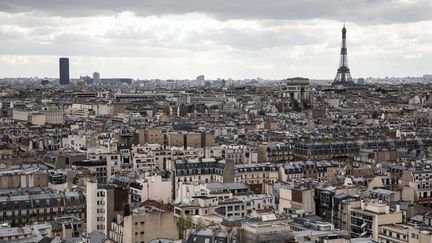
[
  {"left": 175, "top": 182, "right": 249, "bottom": 204},
  {"left": 73, "top": 160, "right": 108, "bottom": 184},
  {"left": 378, "top": 224, "right": 432, "bottom": 243},
  {"left": 86, "top": 181, "right": 129, "bottom": 236},
  {"left": 0, "top": 223, "right": 53, "bottom": 242},
  {"left": 62, "top": 134, "right": 88, "bottom": 150},
  {"left": 279, "top": 186, "right": 315, "bottom": 214},
  {"left": 279, "top": 163, "right": 304, "bottom": 181},
  {"left": 0, "top": 164, "right": 48, "bottom": 189},
  {"left": 233, "top": 194, "right": 275, "bottom": 214},
  {"left": 131, "top": 144, "right": 174, "bottom": 171},
  {"left": 350, "top": 201, "right": 403, "bottom": 240},
  {"left": 110, "top": 206, "right": 178, "bottom": 243},
  {"left": 314, "top": 185, "right": 359, "bottom": 225},
  {"left": 234, "top": 163, "right": 279, "bottom": 193},
  {"left": 257, "top": 143, "right": 291, "bottom": 163},
  {"left": 174, "top": 158, "right": 225, "bottom": 185},
  {"left": 401, "top": 170, "right": 432, "bottom": 207},
  {"left": 0, "top": 189, "right": 85, "bottom": 227},
  {"left": 130, "top": 174, "right": 172, "bottom": 203},
  {"left": 208, "top": 145, "right": 258, "bottom": 164}
]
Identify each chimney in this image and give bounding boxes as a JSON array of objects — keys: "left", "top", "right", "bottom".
[{"left": 123, "top": 203, "right": 131, "bottom": 217}]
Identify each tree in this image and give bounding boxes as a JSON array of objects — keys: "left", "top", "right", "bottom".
[{"left": 178, "top": 214, "right": 193, "bottom": 239}]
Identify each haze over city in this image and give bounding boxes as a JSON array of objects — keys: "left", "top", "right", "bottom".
[{"left": 1, "top": 0, "right": 432, "bottom": 79}]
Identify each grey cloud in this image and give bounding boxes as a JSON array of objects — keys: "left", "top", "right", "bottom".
[
  {"left": 101, "top": 23, "right": 324, "bottom": 51},
  {"left": 193, "top": 27, "right": 322, "bottom": 50},
  {"left": 0, "top": 37, "right": 194, "bottom": 58},
  {"left": 0, "top": 0, "right": 431, "bottom": 79},
  {"left": 1, "top": 0, "right": 431, "bottom": 24}
]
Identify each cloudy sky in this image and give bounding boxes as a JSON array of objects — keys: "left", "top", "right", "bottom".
[{"left": 0, "top": 0, "right": 431, "bottom": 80}]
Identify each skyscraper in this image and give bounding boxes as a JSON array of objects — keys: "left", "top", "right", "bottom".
[
  {"left": 59, "top": 57, "right": 70, "bottom": 85},
  {"left": 332, "top": 24, "right": 354, "bottom": 86},
  {"left": 93, "top": 72, "right": 100, "bottom": 82}
]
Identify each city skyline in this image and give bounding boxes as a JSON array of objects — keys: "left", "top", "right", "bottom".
[
  {"left": 2, "top": 2, "right": 432, "bottom": 242},
  {"left": 0, "top": 0, "right": 432, "bottom": 79}
]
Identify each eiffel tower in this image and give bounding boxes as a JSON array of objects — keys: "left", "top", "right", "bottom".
[{"left": 332, "top": 23, "right": 354, "bottom": 86}]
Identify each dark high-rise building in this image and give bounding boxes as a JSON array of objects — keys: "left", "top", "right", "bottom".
[
  {"left": 93, "top": 72, "right": 100, "bottom": 82},
  {"left": 332, "top": 24, "right": 354, "bottom": 86},
  {"left": 59, "top": 57, "right": 70, "bottom": 85}
]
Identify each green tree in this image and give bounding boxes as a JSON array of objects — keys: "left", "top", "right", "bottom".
[{"left": 178, "top": 214, "right": 193, "bottom": 239}]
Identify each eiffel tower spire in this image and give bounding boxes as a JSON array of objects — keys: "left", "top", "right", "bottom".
[{"left": 332, "top": 23, "right": 354, "bottom": 86}]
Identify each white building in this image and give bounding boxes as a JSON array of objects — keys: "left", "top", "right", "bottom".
[
  {"left": 130, "top": 175, "right": 172, "bottom": 203},
  {"left": 233, "top": 194, "right": 275, "bottom": 214},
  {"left": 86, "top": 181, "right": 114, "bottom": 236},
  {"left": 62, "top": 134, "right": 88, "bottom": 150},
  {"left": 12, "top": 109, "right": 30, "bottom": 122},
  {"left": 207, "top": 145, "right": 258, "bottom": 164},
  {"left": 31, "top": 113, "right": 46, "bottom": 126},
  {"left": 0, "top": 223, "right": 55, "bottom": 242},
  {"left": 350, "top": 201, "right": 403, "bottom": 240},
  {"left": 279, "top": 186, "right": 315, "bottom": 214},
  {"left": 42, "top": 110, "right": 64, "bottom": 124},
  {"left": 92, "top": 103, "right": 111, "bottom": 116}
]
